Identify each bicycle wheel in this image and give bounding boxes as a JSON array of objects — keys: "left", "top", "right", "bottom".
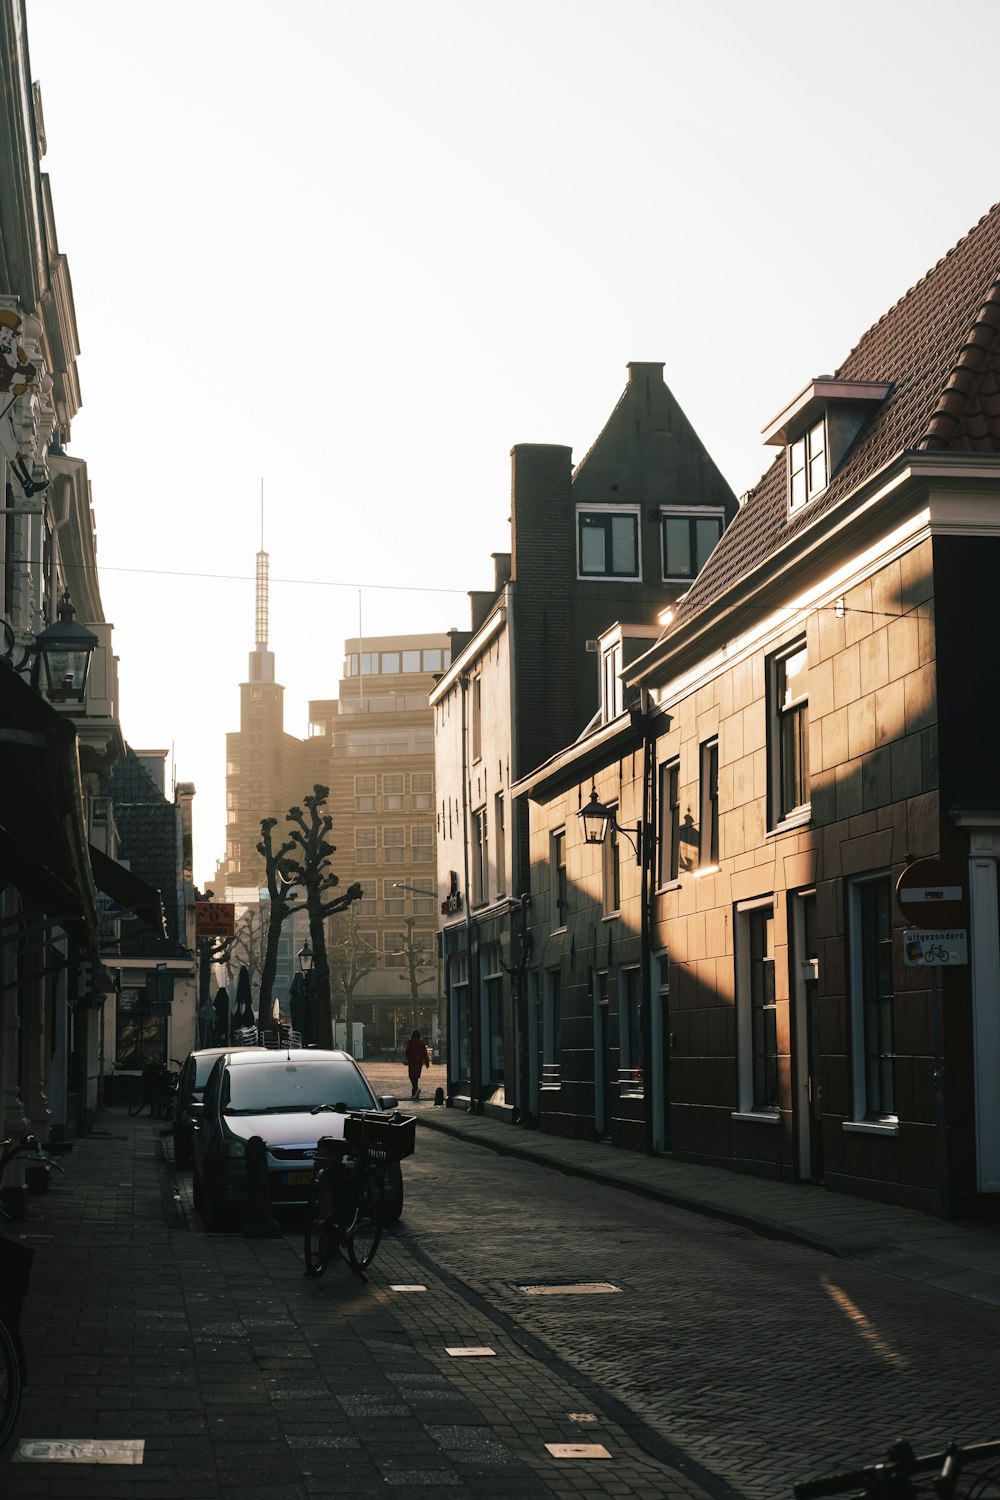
[
  {"left": 346, "top": 1168, "right": 385, "bottom": 1273},
  {"left": 0, "top": 1315, "right": 23, "bottom": 1451},
  {"left": 127, "top": 1090, "right": 146, "bottom": 1117},
  {"left": 303, "top": 1169, "right": 338, "bottom": 1278}
]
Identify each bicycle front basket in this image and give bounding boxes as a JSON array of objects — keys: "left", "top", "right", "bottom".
[{"left": 344, "top": 1110, "right": 416, "bottom": 1163}]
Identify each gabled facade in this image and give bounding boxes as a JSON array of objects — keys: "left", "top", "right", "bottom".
[
  {"left": 516, "top": 203, "right": 1000, "bottom": 1219},
  {"left": 433, "top": 363, "right": 737, "bottom": 1115}
]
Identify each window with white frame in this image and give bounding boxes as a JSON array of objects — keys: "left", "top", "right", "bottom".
[
  {"left": 354, "top": 775, "right": 376, "bottom": 812},
  {"left": 769, "top": 639, "right": 810, "bottom": 826},
  {"left": 542, "top": 968, "right": 561, "bottom": 1086},
  {"left": 619, "top": 965, "right": 643, "bottom": 1095},
  {"left": 699, "top": 738, "right": 719, "bottom": 867},
  {"left": 789, "top": 417, "right": 827, "bottom": 509},
  {"left": 494, "top": 792, "right": 506, "bottom": 897},
  {"left": 383, "top": 881, "right": 405, "bottom": 916},
  {"left": 661, "top": 509, "right": 724, "bottom": 581},
  {"left": 736, "top": 900, "right": 778, "bottom": 1114},
  {"left": 472, "top": 806, "right": 489, "bottom": 906},
  {"left": 849, "top": 873, "right": 896, "bottom": 1121},
  {"left": 411, "top": 824, "right": 433, "bottom": 862},
  {"left": 551, "top": 828, "right": 567, "bottom": 929},
  {"left": 355, "top": 827, "right": 377, "bottom": 864},
  {"left": 384, "top": 930, "right": 405, "bottom": 967},
  {"left": 602, "top": 812, "right": 620, "bottom": 917},
  {"left": 382, "top": 772, "right": 404, "bottom": 810},
  {"left": 602, "top": 642, "right": 623, "bottom": 721},
  {"left": 382, "top": 825, "right": 405, "bottom": 864},
  {"left": 657, "top": 758, "right": 680, "bottom": 887},
  {"left": 470, "top": 674, "right": 482, "bottom": 763},
  {"left": 577, "top": 506, "right": 640, "bottom": 580},
  {"left": 412, "top": 771, "right": 433, "bottom": 810}
]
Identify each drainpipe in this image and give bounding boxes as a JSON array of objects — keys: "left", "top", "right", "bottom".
[
  {"left": 515, "top": 892, "right": 532, "bottom": 1126},
  {"left": 638, "top": 694, "right": 656, "bottom": 1155},
  {"left": 460, "top": 676, "right": 480, "bottom": 1111}
]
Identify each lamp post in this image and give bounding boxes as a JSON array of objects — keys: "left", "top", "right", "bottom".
[{"left": 296, "top": 939, "right": 315, "bottom": 1046}]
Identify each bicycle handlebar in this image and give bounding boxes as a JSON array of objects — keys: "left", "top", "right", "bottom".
[{"left": 794, "top": 1438, "right": 1000, "bottom": 1498}]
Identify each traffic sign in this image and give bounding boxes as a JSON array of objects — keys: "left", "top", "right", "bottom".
[
  {"left": 903, "top": 928, "right": 968, "bottom": 967},
  {"left": 195, "top": 901, "right": 235, "bottom": 937},
  {"left": 895, "top": 858, "right": 966, "bottom": 927}
]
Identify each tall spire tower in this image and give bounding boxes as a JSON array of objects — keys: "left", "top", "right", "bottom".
[{"left": 250, "top": 484, "right": 275, "bottom": 683}]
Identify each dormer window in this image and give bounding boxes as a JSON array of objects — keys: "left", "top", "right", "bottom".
[
  {"left": 762, "top": 378, "right": 892, "bottom": 515},
  {"left": 789, "top": 418, "right": 827, "bottom": 509}
]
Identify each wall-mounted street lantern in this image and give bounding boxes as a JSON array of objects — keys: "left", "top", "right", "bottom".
[
  {"left": 578, "top": 784, "right": 644, "bottom": 865},
  {"left": 34, "top": 590, "right": 99, "bottom": 702},
  {"left": 297, "top": 940, "right": 314, "bottom": 975},
  {"left": 1, "top": 588, "right": 98, "bottom": 704}
]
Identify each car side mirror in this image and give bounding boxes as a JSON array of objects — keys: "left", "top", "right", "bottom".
[{"left": 379, "top": 1096, "right": 398, "bottom": 1110}]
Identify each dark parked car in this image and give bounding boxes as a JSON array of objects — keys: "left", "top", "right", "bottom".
[
  {"left": 190, "top": 1048, "right": 404, "bottom": 1231},
  {"left": 172, "top": 1045, "right": 261, "bottom": 1167}
]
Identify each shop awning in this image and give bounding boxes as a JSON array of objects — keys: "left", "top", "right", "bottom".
[
  {"left": 89, "top": 845, "right": 167, "bottom": 939},
  {"left": 0, "top": 664, "right": 99, "bottom": 948}
]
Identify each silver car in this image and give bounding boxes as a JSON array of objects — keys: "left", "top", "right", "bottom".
[{"left": 191, "top": 1049, "right": 403, "bottom": 1231}]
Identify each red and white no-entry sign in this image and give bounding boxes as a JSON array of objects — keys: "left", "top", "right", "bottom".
[{"left": 895, "top": 857, "right": 966, "bottom": 927}]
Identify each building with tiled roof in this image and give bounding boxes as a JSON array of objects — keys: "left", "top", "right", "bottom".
[
  {"left": 433, "top": 362, "right": 737, "bottom": 1117},
  {"left": 513, "top": 202, "right": 1000, "bottom": 1220}
]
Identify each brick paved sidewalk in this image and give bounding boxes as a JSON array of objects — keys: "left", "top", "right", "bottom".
[
  {"left": 362, "top": 1061, "right": 1000, "bottom": 1310},
  {"left": 0, "top": 1111, "right": 733, "bottom": 1500}
]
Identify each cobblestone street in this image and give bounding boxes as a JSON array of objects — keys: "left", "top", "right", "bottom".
[{"left": 3, "top": 1075, "right": 999, "bottom": 1499}]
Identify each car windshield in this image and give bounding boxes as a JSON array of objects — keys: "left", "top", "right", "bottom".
[{"left": 224, "top": 1061, "right": 374, "bottom": 1115}]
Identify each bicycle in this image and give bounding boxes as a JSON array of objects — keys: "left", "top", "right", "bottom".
[
  {"left": 794, "top": 1437, "right": 1000, "bottom": 1498},
  {"left": 128, "top": 1060, "right": 181, "bottom": 1119},
  {"left": 0, "top": 1134, "right": 63, "bottom": 1450},
  {"left": 302, "top": 1107, "right": 415, "bottom": 1278}
]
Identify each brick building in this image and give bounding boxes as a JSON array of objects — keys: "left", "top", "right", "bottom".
[
  {"left": 432, "top": 363, "right": 737, "bottom": 1113},
  {"left": 516, "top": 202, "right": 1000, "bottom": 1219}
]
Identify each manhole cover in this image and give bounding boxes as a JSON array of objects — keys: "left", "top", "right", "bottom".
[
  {"left": 545, "top": 1443, "right": 612, "bottom": 1459},
  {"left": 517, "top": 1281, "right": 622, "bottom": 1296}
]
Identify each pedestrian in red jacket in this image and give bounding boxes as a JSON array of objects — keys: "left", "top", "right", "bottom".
[{"left": 404, "top": 1030, "right": 431, "bottom": 1100}]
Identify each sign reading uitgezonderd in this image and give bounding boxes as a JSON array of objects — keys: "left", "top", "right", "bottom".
[{"left": 903, "top": 929, "right": 968, "bottom": 967}]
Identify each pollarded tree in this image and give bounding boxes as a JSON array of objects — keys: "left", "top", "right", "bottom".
[
  {"left": 282, "top": 785, "right": 363, "bottom": 1049},
  {"left": 255, "top": 817, "right": 303, "bottom": 1036}
]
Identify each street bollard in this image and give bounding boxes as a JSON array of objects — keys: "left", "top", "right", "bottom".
[
  {"left": 433, "top": 1086, "right": 445, "bottom": 1107},
  {"left": 242, "top": 1135, "right": 281, "bottom": 1238}
]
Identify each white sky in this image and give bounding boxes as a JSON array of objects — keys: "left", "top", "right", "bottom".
[{"left": 23, "top": 0, "right": 1000, "bottom": 887}]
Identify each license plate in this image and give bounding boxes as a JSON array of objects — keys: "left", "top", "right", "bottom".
[{"left": 282, "top": 1171, "right": 312, "bottom": 1187}]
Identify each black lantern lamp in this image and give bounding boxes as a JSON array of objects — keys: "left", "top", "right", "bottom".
[
  {"left": 297, "top": 939, "right": 314, "bottom": 975},
  {"left": 578, "top": 784, "right": 643, "bottom": 864},
  {"left": 0, "top": 587, "right": 97, "bottom": 704},
  {"left": 33, "top": 589, "right": 98, "bottom": 703}
]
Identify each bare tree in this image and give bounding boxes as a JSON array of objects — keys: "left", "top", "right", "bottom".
[
  {"left": 389, "top": 916, "right": 438, "bottom": 1034},
  {"left": 328, "top": 904, "right": 379, "bottom": 1049},
  {"left": 226, "top": 903, "right": 270, "bottom": 995},
  {"left": 282, "top": 786, "right": 363, "bottom": 1048}
]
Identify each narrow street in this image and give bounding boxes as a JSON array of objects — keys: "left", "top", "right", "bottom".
[{"left": 3, "top": 1075, "right": 998, "bottom": 1500}]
